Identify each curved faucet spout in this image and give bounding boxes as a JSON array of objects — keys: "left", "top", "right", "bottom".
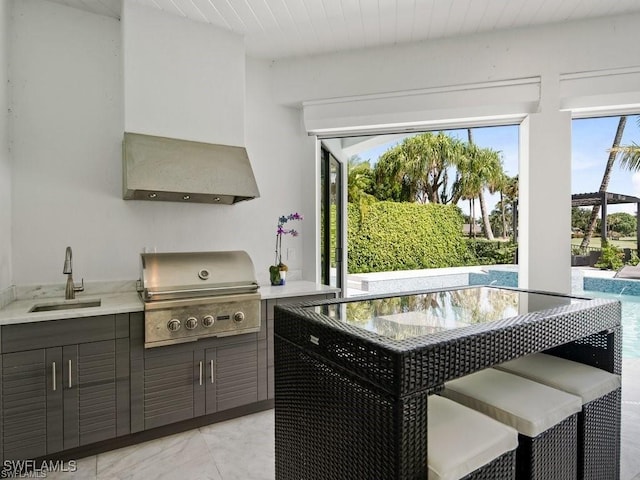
[
  {"left": 63, "top": 246, "right": 84, "bottom": 299},
  {"left": 63, "top": 246, "right": 72, "bottom": 274}
]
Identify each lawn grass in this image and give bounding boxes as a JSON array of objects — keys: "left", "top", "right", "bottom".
[{"left": 571, "top": 237, "right": 638, "bottom": 250}]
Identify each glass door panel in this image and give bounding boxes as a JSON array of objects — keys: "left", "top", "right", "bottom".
[{"left": 321, "top": 146, "right": 343, "bottom": 293}]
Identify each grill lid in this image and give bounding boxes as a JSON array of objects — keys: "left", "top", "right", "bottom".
[{"left": 140, "top": 250, "right": 258, "bottom": 301}]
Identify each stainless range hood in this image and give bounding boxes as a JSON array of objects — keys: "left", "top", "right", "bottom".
[{"left": 123, "top": 132, "right": 260, "bottom": 205}]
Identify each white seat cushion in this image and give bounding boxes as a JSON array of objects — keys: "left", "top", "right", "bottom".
[
  {"left": 442, "top": 369, "right": 582, "bottom": 437},
  {"left": 494, "top": 353, "right": 621, "bottom": 404},
  {"left": 428, "top": 395, "right": 518, "bottom": 480}
]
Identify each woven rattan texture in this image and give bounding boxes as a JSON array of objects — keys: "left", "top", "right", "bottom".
[
  {"left": 516, "top": 414, "right": 578, "bottom": 480},
  {"left": 276, "top": 296, "right": 621, "bottom": 395},
  {"left": 274, "top": 289, "right": 621, "bottom": 480},
  {"left": 579, "top": 387, "right": 621, "bottom": 480},
  {"left": 275, "top": 336, "right": 429, "bottom": 480},
  {"left": 461, "top": 449, "right": 516, "bottom": 480},
  {"left": 546, "top": 326, "right": 622, "bottom": 375}
]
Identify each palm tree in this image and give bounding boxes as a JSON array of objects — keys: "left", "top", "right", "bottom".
[
  {"left": 457, "top": 164, "right": 479, "bottom": 237},
  {"left": 580, "top": 116, "right": 627, "bottom": 250},
  {"left": 457, "top": 130, "right": 503, "bottom": 240},
  {"left": 374, "top": 132, "right": 467, "bottom": 204},
  {"left": 475, "top": 148, "right": 503, "bottom": 241},
  {"left": 457, "top": 146, "right": 482, "bottom": 238},
  {"left": 611, "top": 115, "right": 640, "bottom": 171},
  {"left": 503, "top": 175, "right": 519, "bottom": 240},
  {"left": 489, "top": 171, "right": 509, "bottom": 238}
]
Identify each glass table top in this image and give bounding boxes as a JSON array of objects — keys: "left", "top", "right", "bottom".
[{"left": 309, "top": 287, "right": 587, "bottom": 341}]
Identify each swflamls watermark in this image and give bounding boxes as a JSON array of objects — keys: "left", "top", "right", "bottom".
[{"left": 1, "top": 460, "right": 77, "bottom": 478}]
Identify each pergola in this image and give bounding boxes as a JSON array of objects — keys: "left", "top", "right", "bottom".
[{"left": 571, "top": 191, "right": 640, "bottom": 252}]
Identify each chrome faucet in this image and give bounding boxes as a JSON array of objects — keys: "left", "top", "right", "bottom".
[{"left": 63, "top": 246, "right": 84, "bottom": 300}]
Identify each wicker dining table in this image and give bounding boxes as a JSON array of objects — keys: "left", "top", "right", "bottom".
[{"left": 273, "top": 286, "right": 621, "bottom": 480}]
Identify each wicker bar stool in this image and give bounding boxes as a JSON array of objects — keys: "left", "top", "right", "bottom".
[
  {"left": 441, "top": 369, "right": 582, "bottom": 480},
  {"left": 495, "top": 352, "right": 621, "bottom": 480},
  {"left": 428, "top": 395, "right": 518, "bottom": 480}
]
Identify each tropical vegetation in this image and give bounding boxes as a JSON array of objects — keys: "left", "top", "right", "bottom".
[
  {"left": 347, "top": 202, "right": 469, "bottom": 273},
  {"left": 572, "top": 210, "right": 637, "bottom": 238},
  {"left": 580, "top": 115, "right": 640, "bottom": 249},
  {"left": 611, "top": 116, "right": 640, "bottom": 171},
  {"left": 344, "top": 116, "right": 639, "bottom": 273},
  {"left": 594, "top": 241, "right": 625, "bottom": 271},
  {"left": 348, "top": 131, "right": 517, "bottom": 242},
  {"left": 343, "top": 130, "right": 521, "bottom": 273}
]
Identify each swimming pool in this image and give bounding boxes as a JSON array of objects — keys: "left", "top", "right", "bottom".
[
  {"left": 578, "top": 290, "right": 640, "bottom": 358},
  {"left": 347, "top": 267, "right": 640, "bottom": 356}
]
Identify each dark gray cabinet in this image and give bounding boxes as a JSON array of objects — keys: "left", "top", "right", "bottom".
[
  {"left": 131, "top": 314, "right": 263, "bottom": 432},
  {"left": 0, "top": 314, "right": 131, "bottom": 461},
  {"left": 141, "top": 348, "right": 196, "bottom": 430},
  {"left": 130, "top": 293, "right": 336, "bottom": 432},
  {"left": 204, "top": 341, "right": 260, "bottom": 413},
  {"left": 63, "top": 339, "right": 129, "bottom": 448},
  {"left": 0, "top": 290, "right": 337, "bottom": 460},
  {"left": 1, "top": 348, "right": 53, "bottom": 461}
]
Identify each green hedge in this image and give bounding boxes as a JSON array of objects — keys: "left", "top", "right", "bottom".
[
  {"left": 465, "top": 239, "right": 518, "bottom": 265},
  {"left": 347, "top": 202, "right": 469, "bottom": 273}
]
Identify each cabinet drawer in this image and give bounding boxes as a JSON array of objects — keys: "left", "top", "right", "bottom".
[{"left": 2, "top": 316, "right": 116, "bottom": 353}]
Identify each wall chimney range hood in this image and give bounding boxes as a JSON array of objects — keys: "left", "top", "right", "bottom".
[{"left": 122, "top": 132, "right": 260, "bottom": 205}]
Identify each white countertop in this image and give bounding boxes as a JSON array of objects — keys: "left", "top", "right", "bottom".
[
  {"left": 258, "top": 281, "right": 339, "bottom": 300},
  {"left": 0, "top": 281, "right": 339, "bottom": 326},
  {"left": 0, "top": 291, "right": 144, "bottom": 326}
]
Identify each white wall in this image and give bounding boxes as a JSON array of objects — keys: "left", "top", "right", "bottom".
[
  {"left": 268, "top": 13, "right": 640, "bottom": 293},
  {"left": 122, "top": 1, "right": 245, "bottom": 146},
  {"left": 245, "top": 58, "right": 310, "bottom": 280},
  {"left": 9, "top": 0, "right": 306, "bottom": 286},
  {"left": 7, "top": 2, "right": 640, "bottom": 292},
  {"left": 270, "top": 14, "right": 640, "bottom": 107},
  {"left": 0, "top": 0, "right": 11, "bottom": 291}
]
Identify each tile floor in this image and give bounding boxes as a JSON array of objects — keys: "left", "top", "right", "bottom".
[
  {"left": 46, "top": 359, "right": 640, "bottom": 480},
  {"left": 45, "top": 409, "right": 274, "bottom": 480}
]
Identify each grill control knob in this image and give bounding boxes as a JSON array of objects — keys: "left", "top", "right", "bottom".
[
  {"left": 233, "top": 311, "right": 245, "bottom": 323},
  {"left": 167, "top": 319, "right": 181, "bottom": 332},
  {"left": 185, "top": 317, "right": 198, "bottom": 330},
  {"left": 202, "top": 315, "right": 215, "bottom": 327}
]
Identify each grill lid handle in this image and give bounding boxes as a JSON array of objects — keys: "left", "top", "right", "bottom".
[{"left": 144, "top": 283, "right": 258, "bottom": 300}]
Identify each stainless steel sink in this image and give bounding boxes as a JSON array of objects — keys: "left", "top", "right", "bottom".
[{"left": 29, "top": 299, "right": 101, "bottom": 312}]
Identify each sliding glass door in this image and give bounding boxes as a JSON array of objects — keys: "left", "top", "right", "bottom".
[{"left": 320, "top": 146, "right": 343, "bottom": 293}]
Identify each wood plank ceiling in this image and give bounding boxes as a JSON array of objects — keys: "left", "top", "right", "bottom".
[{"left": 46, "top": 0, "right": 640, "bottom": 59}]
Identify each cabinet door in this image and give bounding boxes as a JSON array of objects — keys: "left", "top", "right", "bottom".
[
  {"left": 1, "top": 348, "right": 62, "bottom": 461},
  {"left": 63, "top": 340, "right": 119, "bottom": 449},
  {"left": 205, "top": 341, "right": 258, "bottom": 414},
  {"left": 143, "top": 349, "right": 195, "bottom": 430}
]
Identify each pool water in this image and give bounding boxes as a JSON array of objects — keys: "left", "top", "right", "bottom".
[{"left": 578, "top": 290, "right": 640, "bottom": 358}]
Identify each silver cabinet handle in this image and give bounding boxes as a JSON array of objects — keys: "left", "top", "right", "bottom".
[
  {"left": 52, "top": 362, "right": 56, "bottom": 391},
  {"left": 210, "top": 360, "right": 215, "bottom": 385},
  {"left": 68, "top": 359, "right": 72, "bottom": 388},
  {"left": 199, "top": 361, "right": 203, "bottom": 386}
]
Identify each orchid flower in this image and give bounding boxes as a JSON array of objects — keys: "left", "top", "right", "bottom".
[{"left": 275, "top": 213, "right": 303, "bottom": 266}]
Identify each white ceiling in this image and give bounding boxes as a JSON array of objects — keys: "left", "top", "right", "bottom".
[{"left": 46, "top": 0, "right": 640, "bottom": 59}]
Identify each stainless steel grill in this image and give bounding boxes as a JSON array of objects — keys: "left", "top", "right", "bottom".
[{"left": 139, "top": 250, "right": 261, "bottom": 348}]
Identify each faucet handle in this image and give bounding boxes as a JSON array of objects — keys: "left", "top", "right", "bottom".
[{"left": 74, "top": 278, "right": 85, "bottom": 293}]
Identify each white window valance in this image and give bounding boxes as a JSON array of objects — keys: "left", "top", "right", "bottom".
[{"left": 303, "top": 76, "right": 541, "bottom": 137}]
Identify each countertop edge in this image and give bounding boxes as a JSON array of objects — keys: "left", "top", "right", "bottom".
[
  {"left": 258, "top": 281, "right": 340, "bottom": 300},
  {"left": 0, "top": 292, "right": 144, "bottom": 326},
  {"left": 0, "top": 281, "right": 339, "bottom": 325}
]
